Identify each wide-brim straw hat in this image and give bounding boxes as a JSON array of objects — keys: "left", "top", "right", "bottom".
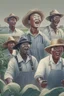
[
  {"left": 45, "top": 39, "right": 64, "bottom": 54},
  {"left": 3, "top": 36, "right": 17, "bottom": 48},
  {"left": 22, "top": 9, "right": 44, "bottom": 28},
  {"left": 46, "top": 9, "right": 63, "bottom": 21},
  {"left": 13, "top": 36, "right": 31, "bottom": 49},
  {"left": 4, "top": 13, "right": 19, "bottom": 23}
]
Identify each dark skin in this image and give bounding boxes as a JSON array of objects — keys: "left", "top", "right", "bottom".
[
  {"left": 7, "top": 41, "right": 16, "bottom": 54},
  {"left": 8, "top": 17, "right": 17, "bottom": 32},
  {"left": 5, "top": 42, "right": 30, "bottom": 84},
  {"left": 19, "top": 43, "right": 30, "bottom": 61},
  {"left": 50, "top": 15, "right": 61, "bottom": 33}
]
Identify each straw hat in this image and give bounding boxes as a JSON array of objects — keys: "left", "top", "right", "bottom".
[
  {"left": 22, "top": 9, "right": 44, "bottom": 28},
  {"left": 46, "top": 9, "right": 63, "bottom": 21},
  {"left": 3, "top": 36, "right": 17, "bottom": 48},
  {"left": 4, "top": 13, "right": 19, "bottom": 23},
  {"left": 45, "top": 39, "right": 64, "bottom": 54},
  {"left": 13, "top": 36, "right": 31, "bottom": 49}
]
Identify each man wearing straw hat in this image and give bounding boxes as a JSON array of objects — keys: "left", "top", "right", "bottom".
[
  {"left": 3, "top": 13, "right": 24, "bottom": 41},
  {"left": 3, "top": 36, "right": 17, "bottom": 58},
  {"left": 22, "top": 9, "right": 50, "bottom": 62},
  {"left": 4, "top": 37, "right": 38, "bottom": 88},
  {"left": 34, "top": 38, "right": 64, "bottom": 89},
  {"left": 43, "top": 9, "right": 64, "bottom": 40}
]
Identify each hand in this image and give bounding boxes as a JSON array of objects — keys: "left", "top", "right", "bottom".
[
  {"left": 61, "top": 79, "right": 64, "bottom": 86},
  {"left": 40, "top": 80, "right": 47, "bottom": 88}
]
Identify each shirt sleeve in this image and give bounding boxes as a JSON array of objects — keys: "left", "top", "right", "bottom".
[
  {"left": 4, "top": 57, "right": 16, "bottom": 80},
  {"left": 34, "top": 59, "right": 46, "bottom": 79}
]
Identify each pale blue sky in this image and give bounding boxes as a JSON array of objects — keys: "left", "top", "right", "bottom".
[{"left": 0, "top": 0, "right": 64, "bottom": 27}]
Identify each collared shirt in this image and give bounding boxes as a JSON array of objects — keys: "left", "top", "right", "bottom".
[
  {"left": 34, "top": 55, "right": 64, "bottom": 79},
  {"left": 43, "top": 25, "right": 64, "bottom": 40},
  {"left": 2, "top": 27, "right": 24, "bottom": 41},
  {"left": 25, "top": 30, "right": 50, "bottom": 62},
  {"left": 4, "top": 53, "right": 38, "bottom": 80}
]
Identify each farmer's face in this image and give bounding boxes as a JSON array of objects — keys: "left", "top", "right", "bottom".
[
  {"left": 20, "top": 42, "right": 30, "bottom": 54},
  {"left": 7, "top": 41, "right": 15, "bottom": 50},
  {"left": 51, "top": 46, "right": 63, "bottom": 59},
  {"left": 29, "top": 13, "right": 41, "bottom": 28},
  {"left": 51, "top": 15, "right": 61, "bottom": 27},
  {"left": 8, "top": 17, "right": 17, "bottom": 26}
]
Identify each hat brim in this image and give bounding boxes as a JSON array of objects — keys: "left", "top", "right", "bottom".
[
  {"left": 4, "top": 16, "right": 19, "bottom": 23},
  {"left": 45, "top": 44, "right": 64, "bottom": 54},
  {"left": 22, "top": 9, "right": 44, "bottom": 28},
  {"left": 3, "top": 40, "right": 17, "bottom": 48},
  {"left": 13, "top": 41, "right": 31, "bottom": 49},
  {"left": 46, "top": 14, "right": 63, "bottom": 21}
]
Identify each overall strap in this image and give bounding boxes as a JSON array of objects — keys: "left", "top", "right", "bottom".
[
  {"left": 15, "top": 56, "right": 22, "bottom": 71},
  {"left": 46, "top": 26, "right": 52, "bottom": 40},
  {"left": 29, "top": 55, "right": 34, "bottom": 71}
]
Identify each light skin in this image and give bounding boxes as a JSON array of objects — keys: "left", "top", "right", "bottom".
[
  {"left": 37, "top": 46, "right": 64, "bottom": 88},
  {"left": 29, "top": 13, "right": 42, "bottom": 35},
  {"left": 8, "top": 17, "right": 17, "bottom": 32},
  {"left": 51, "top": 46, "right": 63, "bottom": 63}
]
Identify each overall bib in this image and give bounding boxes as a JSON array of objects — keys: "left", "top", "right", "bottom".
[
  {"left": 47, "top": 58, "right": 64, "bottom": 89},
  {"left": 15, "top": 71, "right": 36, "bottom": 88},
  {"left": 14, "top": 55, "right": 37, "bottom": 88}
]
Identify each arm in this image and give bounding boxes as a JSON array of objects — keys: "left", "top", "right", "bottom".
[
  {"left": 4, "top": 57, "right": 16, "bottom": 84},
  {"left": 34, "top": 59, "right": 47, "bottom": 88}
]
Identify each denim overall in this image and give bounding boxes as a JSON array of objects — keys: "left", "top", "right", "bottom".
[
  {"left": 14, "top": 55, "right": 37, "bottom": 88},
  {"left": 47, "top": 58, "right": 64, "bottom": 89}
]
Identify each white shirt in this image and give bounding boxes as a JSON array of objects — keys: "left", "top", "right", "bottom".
[
  {"left": 43, "top": 25, "right": 64, "bottom": 40},
  {"left": 34, "top": 55, "right": 64, "bottom": 79},
  {"left": 4, "top": 53, "right": 38, "bottom": 80}
]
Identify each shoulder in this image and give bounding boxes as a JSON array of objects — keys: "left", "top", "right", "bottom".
[
  {"left": 39, "top": 56, "right": 49, "bottom": 64},
  {"left": 43, "top": 26, "right": 50, "bottom": 31},
  {"left": 8, "top": 56, "right": 17, "bottom": 64},
  {"left": 31, "top": 55, "right": 38, "bottom": 61},
  {"left": 57, "top": 28, "right": 64, "bottom": 33},
  {"left": 15, "top": 28, "right": 24, "bottom": 34}
]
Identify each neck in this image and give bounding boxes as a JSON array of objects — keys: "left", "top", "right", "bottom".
[
  {"left": 8, "top": 49, "right": 13, "bottom": 54},
  {"left": 20, "top": 52, "right": 27, "bottom": 61},
  {"left": 30, "top": 27, "right": 39, "bottom": 35},
  {"left": 50, "top": 24, "right": 57, "bottom": 33},
  {"left": 9, "top": 26, "right": 15, "bottom": 32},
  {"left": 52, "top": 56, "right": 60, "bottom": 64}
]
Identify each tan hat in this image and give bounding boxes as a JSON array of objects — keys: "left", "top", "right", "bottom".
[
  {"left": 3, "top": 36, "right": 17, "bottom": 48},
  {"left": 46, "top": 9, "right": 63, "bottom": 21},
  {"left": 22, "top": 9, "right": 44, "bottom": 28},
  {"left": 45, "top": 39, "right": 64, "bottom": 54},
  {"left": 4, "top": 13, "right": 19, "bottom": 23}
]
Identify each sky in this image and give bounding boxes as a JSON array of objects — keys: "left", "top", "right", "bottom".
[{"left": 0, "top": 0, "right": 64, "bottom": 27}]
